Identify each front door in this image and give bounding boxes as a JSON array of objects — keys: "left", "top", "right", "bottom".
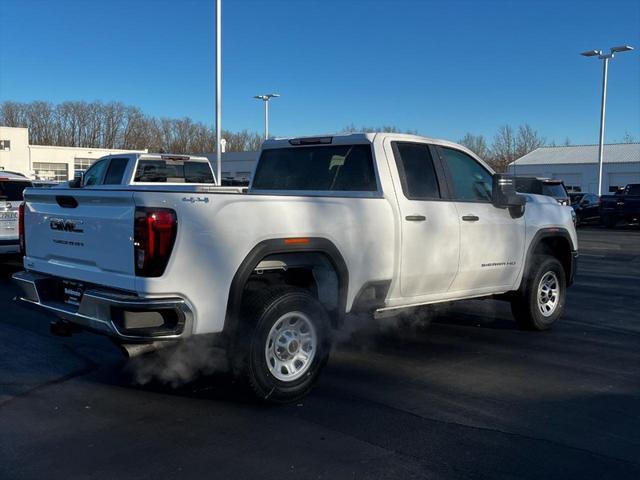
[
  {"left": 436, "top": 146, "right": 526, "bottom": 293},
  {"left": 387, "top": 141, "right": 460, "bottom": 297}
]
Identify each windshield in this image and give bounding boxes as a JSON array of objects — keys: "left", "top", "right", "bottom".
[
  {"left": 134, "top": 160, "right": 215, "bottom": 183},
  {"left": 0, "top": 180, "right": 31, "bottom": 201},
  {"left": 569, "top": 193, "right": 584, "bottom": 205},
  {"left": 542, "top": 183, "right": 567, "bottom": 198},
  {"left": 252, "top": 144, "right": 377, "bottom": 191}
]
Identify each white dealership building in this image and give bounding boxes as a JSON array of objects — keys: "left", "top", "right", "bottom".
[
  {"left": 508, "top": 143, "right": 640, "bottom": 194},
  {"left": 0, "top": 125, "right": 259, "bottom": 182},
  {"left": 0, "top": 126, "right": 147, "bottom": 181}
]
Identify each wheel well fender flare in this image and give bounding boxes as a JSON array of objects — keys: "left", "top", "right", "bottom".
[
  {"left": 523, "top": 228, "right": 577, "bottom": 287},
  {"left": 224, "top": 237, "right": 349, "bottom": 335}
]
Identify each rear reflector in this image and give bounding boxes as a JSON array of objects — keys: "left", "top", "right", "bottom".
[
  {"left": 134, "top": 208, "right": 177, "bottom": 277},
  {"left": 18, "top": 202, "right": 25, "bottom": 256}
]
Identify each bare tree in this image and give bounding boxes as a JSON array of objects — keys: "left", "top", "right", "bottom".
[
  {"left": 621, "top": 131, "right": 636, "bottom": 143},
  {"left": 515, "top": 123, "right": 545, "bottom": 158},
  {"left": 459, "top": 133, "right": 491, "bottom": 161},
  {"left": 491, "top": 125, "right": 518, "bottom": 172},
  {"left": 342, "top": 124, "right": 418, "bottom": 134}
]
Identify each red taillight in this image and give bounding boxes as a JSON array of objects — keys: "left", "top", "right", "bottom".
[
  {"left": 18, "top": 202, "right": 26, "bottom": 257},
  {"left": 134, "top": 208, "right": 177, "bottom": 277}
]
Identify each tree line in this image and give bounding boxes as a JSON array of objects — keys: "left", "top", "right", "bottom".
[
  {"left": 3, "top": 101, "right": 634, "bottom": 170},
  {"left": 344, "top": 123, "right": 547, "bottom": 171},
  {"left": 0, "top": 100, "right": 263, "bottom": 153},
  {"left": 458, "top": 124, "right": 547, "bottom": 172}
]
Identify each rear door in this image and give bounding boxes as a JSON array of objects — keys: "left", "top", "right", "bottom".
[
  {"left": 437, "top": 146, "right": 525, "bottom": 293},
  {"left": 24, "top": 188, "right": 137, "bottom": 290},
  {"left": 386, "top": 140, "right": 460, "bottom": 297}
]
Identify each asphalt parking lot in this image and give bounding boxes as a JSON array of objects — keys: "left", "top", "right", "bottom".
[{"left": 1, "top": 227, "right": 639, "bottom": 480}]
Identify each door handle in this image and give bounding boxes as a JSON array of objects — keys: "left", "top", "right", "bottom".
[
  {"left": 461, "top": 215, "right": 479, "bottom": 222},
  {"left": 405, "top": 215, "right": 426, "bottom": 222}
]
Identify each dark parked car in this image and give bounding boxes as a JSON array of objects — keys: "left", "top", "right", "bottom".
[
  {"left": 514, "top": 177, "right": 570, "bottom": 205},
  {"left": 600, "top": 183, "right": 640, "bottom": 228},
  {"left": 569, "top": 192, "right": 601, "bottom": 226}
]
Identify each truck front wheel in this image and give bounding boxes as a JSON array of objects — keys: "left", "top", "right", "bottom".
[
  {"left": 510, "top": 255, "right": 566, "bottom": 330},
  {"left": 233, "top": 286, "right": 331, "bottom": 403}
]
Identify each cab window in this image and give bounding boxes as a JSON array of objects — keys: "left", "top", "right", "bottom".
[
  {"left": 392, "top": 142, "right": 441, "bottom": 199},
  {"left": 440, "top": 147, "right": 492, "bottom": 202},
  {"left": 103, "top": 158, "right": 129, "bottom": 185},
  {"left": 0, "top": 180, "right": 31, "bottom": 201},
  {"left": 82, "top": 159, "right": 109, "bottom": 187}
]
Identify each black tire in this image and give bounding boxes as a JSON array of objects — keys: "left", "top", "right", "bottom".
[
  {"left": 231, "top": 286, "right": 331, "bottom": 403},
  {"left": 510, "top": 255, "right": 566, "bottom": 331}
]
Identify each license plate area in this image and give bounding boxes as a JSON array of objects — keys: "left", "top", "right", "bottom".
[
  {"left": 61, "top": 280, "right": 85, "bottom": 306},
  {"left": 0, "top": 211, "right": 17, "bottom": 221}
]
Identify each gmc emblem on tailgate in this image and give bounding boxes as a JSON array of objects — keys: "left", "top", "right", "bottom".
[{"left": 50, "top": 218, "right": 84, "bottom": 233}]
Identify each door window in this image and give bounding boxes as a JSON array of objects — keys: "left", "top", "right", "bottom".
[
  {"left": 441, "top": 148, "right": 492, "bottom": 202},
  {"left": 82, "top": 159, "right": 109, "bottom": 186},
  {"left": 103, "top": 158, "right": 129, "bottom": 185},
  {"left": 392, "top": 142, "right": 441, "bottom": 199}
]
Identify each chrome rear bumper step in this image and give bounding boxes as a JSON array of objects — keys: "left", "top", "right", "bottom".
[{"left": 12, "top": 271, "right": 193, "bottom": 341}]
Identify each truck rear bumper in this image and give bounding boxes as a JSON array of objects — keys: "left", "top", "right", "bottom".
[{"left": 12, "top": 271, "right": 193, "bottom": 341}]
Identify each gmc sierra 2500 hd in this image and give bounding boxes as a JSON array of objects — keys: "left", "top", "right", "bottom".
[{"left": 13, "top": 134, "right": 578, "bottom": 402}]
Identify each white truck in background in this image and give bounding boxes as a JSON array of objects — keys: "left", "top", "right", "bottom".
[
  {"left": 1, "top": 172, "right": 33, "bottom": 256},
  {"left": 14, "top": 134, "right": 578, "bottom": 402}
]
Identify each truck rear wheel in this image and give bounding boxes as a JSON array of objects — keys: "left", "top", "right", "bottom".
[
  {"left": 233, "top": 286, "right": 331, "bottom": 403},
  {"left": 510, "top": 255, "right": 566, "bottom": 331}
]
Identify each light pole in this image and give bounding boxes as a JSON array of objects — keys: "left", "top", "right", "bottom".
[
  {"left": 581, "top": 45, "right": 634, "bottom": 196},
  {"left": 214, "top": 0, "right": 222, "bottom": 185},
  {"left": 254, "top": 93, "right": 280, "bottom": 139}
]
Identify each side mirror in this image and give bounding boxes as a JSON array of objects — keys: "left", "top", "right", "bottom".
[
  {"left": 492, "top": 174, "right": 526, "bottom": 209},
  {"left": 69, "top": 172, "right": 84, "bottom": 188}
]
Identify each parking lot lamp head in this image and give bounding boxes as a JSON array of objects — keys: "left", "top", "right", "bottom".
[
  {"left": 610, "top": 45, "right": 634, "bottom": 53},
  {"left": 580, "top": 50, "right": 602, "bottom": 57},
  {"left": 253, "top": 93, "right": 280, "bottom": 140}
]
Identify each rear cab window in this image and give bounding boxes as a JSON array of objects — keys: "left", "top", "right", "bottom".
[
  {"left": 252, "top": 144, "right": 377, "bottom": 192},
  {"left": 134, "top": 158, "right": 215, "bottom": 184},
  {"left": 0, "top": 179, "right": 32, "bottom": 202},
  {"left": 626, "top": 184, "right": 640, "bottom": 196}
]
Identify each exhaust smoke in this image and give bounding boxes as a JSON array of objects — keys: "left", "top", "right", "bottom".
[{"left": 125, "top": 336, "right": 228, "bottom": 388}]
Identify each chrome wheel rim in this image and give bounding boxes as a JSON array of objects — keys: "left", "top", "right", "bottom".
[
  {"left": 537, "top": 271, "right": 560, "bottom": 317},
  {"left": 265, "top": 311, "right": 317, "bottom": 382}
]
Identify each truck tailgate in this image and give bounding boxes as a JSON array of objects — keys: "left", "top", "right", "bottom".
[{"left": 23, "top": 189, "right": 137, "bottom": 291}]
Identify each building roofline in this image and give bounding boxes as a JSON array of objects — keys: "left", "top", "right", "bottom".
[
  {"left": 28, "top": 144, "right": 147, "bottom": 153},
  {"left": 534, "top": 142, "right": 640, "bottom": 149}
]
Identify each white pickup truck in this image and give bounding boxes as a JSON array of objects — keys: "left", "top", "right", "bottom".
[
  {"left": 1, "top": 172, "right": 33, "bottom": 256},
  {"left": 14, "top": 134, "right": 577, "bottom": 402}
]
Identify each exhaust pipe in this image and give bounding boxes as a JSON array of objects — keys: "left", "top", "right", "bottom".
[{"left": 118, "top": 341, "right": 176, "bottom": 358}]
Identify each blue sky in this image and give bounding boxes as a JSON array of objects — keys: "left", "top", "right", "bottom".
[{"left": 1, "top": 0, "right": 639, "bottom": 145}]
